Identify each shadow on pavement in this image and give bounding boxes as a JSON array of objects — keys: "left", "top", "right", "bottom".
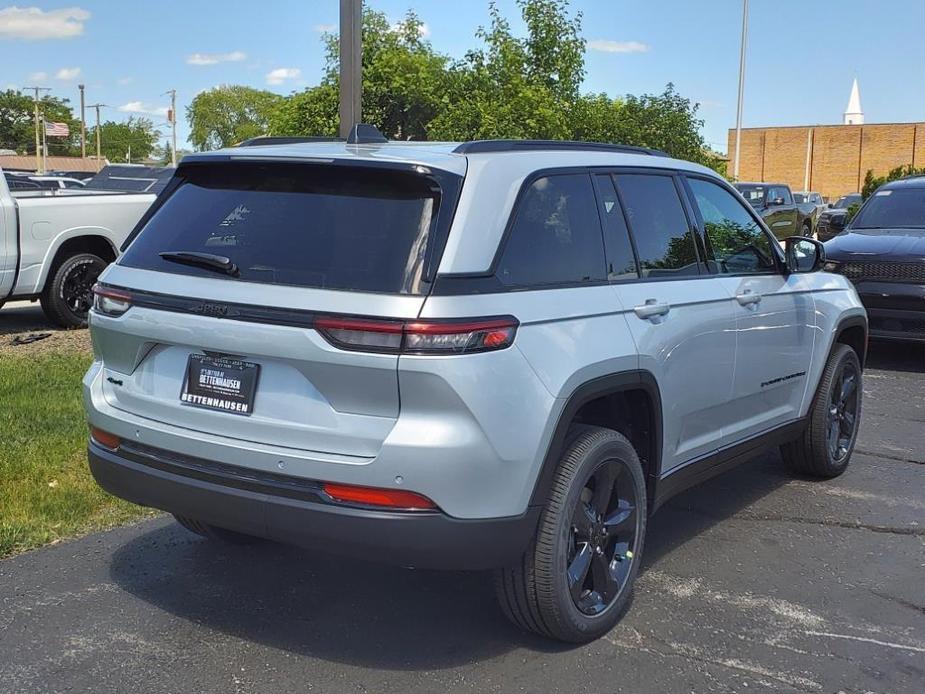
[
  {"left": 108, "top": 452, "right": 790, "bottom": 669},
  {"left": 0, "top": 301, "right": 52, "bottom": 335},
  {"left": 865, "top": 340, "right": 925, "bottom": 374}
]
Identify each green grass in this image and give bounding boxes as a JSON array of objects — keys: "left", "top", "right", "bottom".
[{"left": 0, "top": 352, "right": 154, "bottom": 558}]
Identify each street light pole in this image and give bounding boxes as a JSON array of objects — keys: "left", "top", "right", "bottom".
[
  {"left": 733, "top": 0, "right": 749, "bottom": 182},
  {"left": 78, "top": 83, "right": 86, "bottom": 159},
  {"left": 22, "top": 85, "right": 50, "bottom": 173},
  {"left": 164, "top": 89, "right": 177, "bottom": 167},
  {"left": 88, "top": 103, "right": 106, "bottom": 168},
  {"left": 339, "top": 0, "right": 362, "bottom": 138}
]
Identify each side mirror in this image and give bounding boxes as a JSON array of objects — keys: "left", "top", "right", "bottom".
[
  {"left": 827, "top": 202, "right": 834, "bottom": 208},
  {"left": 785, "top": 236, "right": 825, "bottom": 273}
]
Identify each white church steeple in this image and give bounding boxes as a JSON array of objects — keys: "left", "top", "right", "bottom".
[{"left": 844, "top": 78, "right": 863, "bottom": 125}]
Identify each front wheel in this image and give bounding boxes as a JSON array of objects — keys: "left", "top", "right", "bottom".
[
  {"left": 40, "top": 253, "right": 107, "bottom": 328},
  {"left": 781, "top": 343, "right": 862, "bottom": 477},
  {"left": 495, "top": 425, "right": 646, "bottom": 642},
  {"left": 802, "top": 221, "right": 814, "bottom": 238}
]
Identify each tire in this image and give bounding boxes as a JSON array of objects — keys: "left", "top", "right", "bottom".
[
  {"left": 781, "top": 343, "right": 862, "bottom": 478},
  {"left": 173, "top": 515, "right": 264, "bottom": 545},
  {"left": 40, "top": 253, "right": 107, "bottom": 328},
  {"left": 802, "top": 221, "right": 814, "bottom": 238},
  {"left": 495, "top": 425, "right": 646, "bottom": 643}
]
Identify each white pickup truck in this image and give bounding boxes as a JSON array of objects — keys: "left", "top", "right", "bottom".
[{"left": 0, "top": 172, "right": 156, "bottom": 327}]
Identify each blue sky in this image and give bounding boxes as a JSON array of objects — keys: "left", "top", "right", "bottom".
[{"left": 1, "top": 1, "right": 923, "bottom": 152}]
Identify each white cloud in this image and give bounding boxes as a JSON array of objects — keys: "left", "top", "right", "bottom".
[
  {"left": 186, "top": 50, "right": 247, "bottom": 66},
  {"left": 0, "top": 6, "right": 89, "bottom": 40},
  {"left": 28, "top": 70, "right": 48, "bottom": 82},
  {"left": 313, "top": 23, "right": 335, "bottom": 33},
  {"left": 118, "top": 101, "right": 168, "bottom": 117},
  {"left": 55, "top": 66, "right": 81, "bottom": 80},
  {"left": 265, "top": 67, "right": 300, "bottom": 86},
  {"left": 117, "top": 76, "right": 133, "bottom": 85},
  {"left": 588, "top": 39, "right": 649, "bottom": 54}
]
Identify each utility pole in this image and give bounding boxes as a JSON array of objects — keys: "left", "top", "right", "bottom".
[
  {"left": 164, "top": 89, "right": 177, "bottom": 166},
  {"left": 78, "top": 83, "right": 86, "bottom": 158},
  {"left": 732, "top": 0, "right": 749, "bottom": 182},
  {"left": 339, "top": 0, "right": 362, "bottom": 138},
  {"left": 22, "top": 86, "right": 51, "bottom": 173},
  {"left": 88, "top": 103, "right": 106, "bottom": 168}
]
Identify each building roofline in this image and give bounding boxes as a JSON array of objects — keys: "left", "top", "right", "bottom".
[{"left": 727, "top": 121, "right": 925, "bottom": 133}]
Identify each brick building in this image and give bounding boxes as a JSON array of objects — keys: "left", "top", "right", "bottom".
[
  {"left": 727, "top": 122, "right": 925, "bottom": 201},
  {"left": 727, "top": 79, "right": 924, "bottom": 200}
]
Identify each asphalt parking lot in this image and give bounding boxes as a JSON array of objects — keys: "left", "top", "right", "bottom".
[{"left": 0, "top": 311, "right": 922, "bottom": 693}]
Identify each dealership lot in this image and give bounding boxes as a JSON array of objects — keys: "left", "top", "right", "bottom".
[{"left": 0, "top": 337, "right": 923, "bottom": 693}]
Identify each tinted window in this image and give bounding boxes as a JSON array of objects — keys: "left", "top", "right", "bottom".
[
  {"left": 614, "top": 174, "right": 699, "bottom": 277},
  {"left": 594, "top": 175, "right": 638, "bottom": 280},
  {"left": 120, "top": 163, "right": 443, "bottom": 294},
  {"left": 769, "top": 186, "right": 792, "bottom": 205},
  {"left": 852, "top": 188, "right": 925, "bottom": 229},
  {"left": 497, "top": 174, "right": 606, "bottom": 287},
  {"left": 736, "top": 184, "right": 765, "bottom": 206},
  {"left": 689, "top": 178, "right": 777, "bottom": 274}
]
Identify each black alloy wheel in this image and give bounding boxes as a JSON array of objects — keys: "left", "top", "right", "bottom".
[
  {"left": 61, "top": 260, "right": 101, "bottom": 317},
  {"left": 41, "top": 253, "right": 108, "bottom": 328},
  {"left": 827, "top": 359, "right": 860, "bottom": 464},
  {"left": 567, "top": 459, "right": 640, "bottom": 616}
]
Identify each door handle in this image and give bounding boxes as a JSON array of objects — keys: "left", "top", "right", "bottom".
[
  {"left": 634, "top": 299, "right": 670, "bottom": 320},
  {"left": 735, "top": 290, "right": 762, "bottom": 306}
]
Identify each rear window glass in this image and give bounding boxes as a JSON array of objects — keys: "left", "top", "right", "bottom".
[{"left": 120, "top": 163, "right": 442, "bottom": 294}]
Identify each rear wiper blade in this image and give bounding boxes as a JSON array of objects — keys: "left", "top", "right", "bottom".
[{"left": 159, "top": 251, "right": 240, "bottom": 277}]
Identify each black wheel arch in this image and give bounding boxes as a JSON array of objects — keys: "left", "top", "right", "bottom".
[
  {"left": 528, "top": 371, "right": 663, "bottom": 514},
  {"left": 832, "top": 314, "right": 868, "bottom": 369}
]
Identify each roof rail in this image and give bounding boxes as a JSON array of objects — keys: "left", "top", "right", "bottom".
[
  {"left": 452, "top": 139, "right": 669, "bottom": 157},
  {"left": 236, "top": 136, "right": 344, "bottom": 147}
]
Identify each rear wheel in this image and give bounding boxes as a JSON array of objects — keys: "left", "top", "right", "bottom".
[
  {"left": 802, "top": 221, "right": 814, "bottom": 238},
  {"left": 781, "top": 343, "right": 861, "bottom": 477},
  {"left": 40, "top": 252, "right": 106, "bottom": 328},
  {"left": 495, "top": 425, "right": 646, "bottom": 642},
  {"left": 173, "top": 515, "right": 264, "bottom": 545}
]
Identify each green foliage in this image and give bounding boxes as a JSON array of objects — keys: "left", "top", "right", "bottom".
[
  {"left": 265, "top": 0, "right": 712, "bottom": 162},
  {"left": 0, "top": 89, "right": 81, "bottom": 155},
  {"left": 87, "top": 117, "right": 159, "bottom": 163},
  {"left": 862, "top": 164, "right": 925, "bottom": 199},
  {"left": 187, "top": 85, "right": 284, "bottom": 150}
]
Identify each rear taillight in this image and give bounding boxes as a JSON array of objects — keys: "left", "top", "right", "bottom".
[
  {"left": 92, "top": 284, "right": 132, "bottom": 317},
  {"left": 314, "top": 316, "right": 518, "bottom": 355},
  {"left": 322, "top": 482, "right": 438, "bottom": 511}
]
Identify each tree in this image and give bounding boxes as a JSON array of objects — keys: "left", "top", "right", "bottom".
[
  {"left": 87, "top": 117, "right": 159, "bottom": 163},
  {"left": 270, "top": 10, "right": 449, "bottom": 139},
  {"left": 0, "top": 89, "right": 80, "bottom": 155},
  {"left": 187, "top": 85, "right": 283, "bottom": 150},
  {"left": 862, "top": 164, "right": 925, "bottom": 199}
]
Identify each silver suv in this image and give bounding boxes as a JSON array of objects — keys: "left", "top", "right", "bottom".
[{"left": 84, "top": 128, "right": 868, "bottom": 643}]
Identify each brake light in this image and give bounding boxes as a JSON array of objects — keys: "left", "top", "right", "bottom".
[
  {"left": 90, "top": 427, "right": 121, "bottom": 450},
  {"left": 92, "top": 284, "right": 132, "bottom": 317},
  {"left": 314, "top": 316, "right": 518, "bottom": 355},
  {"left": 322, "top": 483, "right": 438, "bottom": 510}
]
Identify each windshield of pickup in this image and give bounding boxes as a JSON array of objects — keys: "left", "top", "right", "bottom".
[
  {"left": 852, "top": 189, "right": 925, "bottom": 229},
  {"left": 735, "top": 185, "right": 765, "bottom": 206}
]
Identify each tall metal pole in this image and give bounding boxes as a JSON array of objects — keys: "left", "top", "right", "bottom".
[
  {"left": 339, "top": 0, "right": 362, "bottom": 138},
  {"left": 88, "top": 103, "right": 106, "bottom": 168},
  {"left": 733, "top": 0, "right": 749, "bottom": 181},
  {"left": 163, "top": 89, "right": 177, "bottom": 166},
  {"left": 78, "top": 83, "right": 86, "bottom": 159},
  {"left": 23, "top": 86, "right": 50, "bottom": 173}
]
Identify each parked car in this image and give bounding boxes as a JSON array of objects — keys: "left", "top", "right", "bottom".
[
  {"left": 84, "top": 128, "right": 867, "bottom": 644},
  {"left": 734, "top": 182, "right": 818, "bottom": 239},
  {"left": 824, "top": 177, "right": 925, "bottom": 341},
  {"left": 0, "top": 169, "right": 157, "bottom": 326},
  {"left": 816, "top": 193, "right": 864, "bottom": 241},
  {"left": 28, "top": 175, "right": 87, "bottom": 189}
]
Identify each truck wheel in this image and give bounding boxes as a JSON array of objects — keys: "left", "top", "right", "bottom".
[
  {"left": 495, "top": 425, "right": 646, "bottom": 643},
  {"left": 781, "top": 343, "right": 861, "bottom": 478},
  {"left": 801, "top": 221, "right": 814, "bottom": 238},
  {"left": 173, "top": 515, "right": 264, "bottom": 545},
  {"left": 40, "top": 253, "right": 107, "bottom": 328}
]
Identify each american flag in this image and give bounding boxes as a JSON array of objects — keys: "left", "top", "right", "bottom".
[{"left": 44, "top": 121, "right": 70, "bottom": 137}]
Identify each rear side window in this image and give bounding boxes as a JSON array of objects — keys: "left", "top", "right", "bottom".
[
  {"left": 496, "top": 174, "right": 606, "bottom": 287},
  {"left": 120, "top": 163, "right": 443, "bottom": 294},
  {"left": 593, "top": 175, "right": 639, "bottom": 280},
  {"left": 614, "top": 174, "right": 700, "bottom": 277}
]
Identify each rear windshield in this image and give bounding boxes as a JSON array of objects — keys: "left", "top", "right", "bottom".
[
  {"left": 852, "top": 189, "right": 925, "bottom": 229},
  {"left": 120, "top": 163, "right": 443, "bottom": 294},
  {"left": 736, "top": 185, "right": 765, "bottom": 205}
]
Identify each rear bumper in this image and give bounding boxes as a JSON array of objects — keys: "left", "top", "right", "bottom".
[{"left": 88, "top": 441, "right": 540, "bottom": 570}]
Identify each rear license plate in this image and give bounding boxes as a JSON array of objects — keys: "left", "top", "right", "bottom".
[{"left": 180, "top": 354, "right": 259, "bottom": 416}]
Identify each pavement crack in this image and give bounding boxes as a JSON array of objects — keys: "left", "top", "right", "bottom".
[
  {"left": 866, "top": 588, "right": 925, "bottom": 617},
  {"left": 855, "top": 448, "right": 924, "bottom": 465},
  {"left": 736, "top": 513, "right": 925, "bottom": 536}
]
